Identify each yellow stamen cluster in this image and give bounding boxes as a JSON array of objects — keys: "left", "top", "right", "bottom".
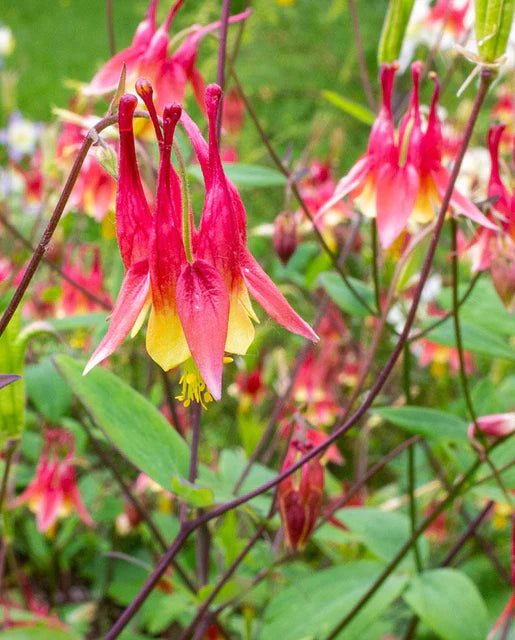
[{"left": 176, "top": 359, "right": 213, "bottom": 409}]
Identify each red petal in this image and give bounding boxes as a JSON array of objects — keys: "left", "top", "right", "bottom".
[
  {"left": 376, "top": 162, "right": 419, "bottom": 248},
  {"left": 317, "top": 155, "right": 372, "bottom": 219},
  {"left": 85, "top": 48, "right": 145, "bottom": 96},
  {"left": 433, "top": 168, "right": 497, "bottom": 230},
  {"left": 117, "top": 95, "right": 152, "bottom": 267},
  {"left": 37, "top": 487, "right": 63, "bottom": 532},
  {"left": 176, "top": 260, "right": 230, "bottom": 400},
  {"left": 240, "top": 249, "right": 318, "bottom": 342},
  {"left": 84, "top": 260, "right": 150, "bottom": 375}
]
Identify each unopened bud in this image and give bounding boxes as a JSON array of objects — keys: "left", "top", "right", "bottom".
[
  {"left": 278, "top": 440, "right": 324, "bottom": 550},
  {"left": 475, "top": 0, "right": 515, "bottom": 63},
  {"left": 490, "top": 241, "right": 515, "bottom": 311},
  {"left": 96, "top": 142, "right": 118, "bottom": 179},
  {"left": 468, "top": 412, "right": 515, "bottom": 440},
  {"left": 273, "top": 211, "right": 298, "bottom": 265}
]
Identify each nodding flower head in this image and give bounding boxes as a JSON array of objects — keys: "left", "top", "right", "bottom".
[
  {"left": 11, "top": 429, "right": 93, "bottom": 533},
  {"left": 320, "top": 61, "right": 496, "bottom": 249},
  {"left": 85, "top": 81, "right": 317, "bottom": 407}
]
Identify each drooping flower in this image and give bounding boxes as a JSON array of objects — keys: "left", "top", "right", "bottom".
[
  {"left": 59, "top": 246, "right": 111, "bottom": 316},
  {"left": 320, "top": 62, "right": 495, "bottom": 249},
  {"left": 84, "top": 0, "right": 160, "bottom": 96},
  {"left": 85, "top": 82, "right": 317, "bottom": 406},
  {"left": 273, "top": 210, "right": 298, "bottom": 265},
  {"left": 462, "top": 124, "right": 515, "bottom": 308},
  {"left": 84, "top": 0, "right": 251, "bottom": 113},
  {"left": 11, "top": 429, "right": 93, "bottom": 533},
  {"left": 278, "top": 439, "right": 324, "bottom": 550}
]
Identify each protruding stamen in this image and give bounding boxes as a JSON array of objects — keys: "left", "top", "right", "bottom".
[
  {"left": 176, "top": 358, "right": 213, "bottom": 409},
  {"left": 136, "top": 78, "right": 163, "bottom": 142}
]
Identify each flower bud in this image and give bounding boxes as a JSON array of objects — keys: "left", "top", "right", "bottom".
[
  {"left": 490, "top": 241, "right": 515, "bottom": 312},
  {"left": 273, "top": 211, "right": 298, "bottom": 265},
  {"left": 468, "top": 412, "right": 515, "bottom": 440},
  {"left": 96, "top": 142, "right": 118, "bottom": 180},
  {"left": 475, "top": 0, "right": 515, "bottom": 63},
  {"left": 278, "top": 440, "right": 324, "bottom": 550},
  {"left": 378, "top": 0, "right": 416, "bottom": 64}
]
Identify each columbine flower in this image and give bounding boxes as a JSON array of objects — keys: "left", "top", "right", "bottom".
[
  {"left": 320, "top": 62, "right": 495, "bottom": 249},
  {"left": 85, "top": 82, "right": 317, "bottom": 406},
  {"left": 463, "top": 124, "right": 515, "bottom": 308},
  {"left": 12, "top": 429, "right": 93, "bottom": 533},
  {"left": 59, "top": 246, "right": 111, "bottom": 316},
  {"left": 84, "top": 0, "right": 251, "bottom": 113},
  {"left": 278, "top": 439, "right": 324, "bottom": 550}
]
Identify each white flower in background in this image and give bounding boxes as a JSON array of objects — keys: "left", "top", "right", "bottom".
[
  {"left": 400, "top": 0, "right": 473, "bottom": 70},
  {"left": 0, "top": 113, "right": 42, "bottom": 161},
  {"left": 454, "top": 146, "right": 491, "bottom": 203},
  {"left": 0, "top": 166, "right": 25, "bottom": 200},
  {"left": 0, "top": 24, "right": 15, "bottom": 59}
]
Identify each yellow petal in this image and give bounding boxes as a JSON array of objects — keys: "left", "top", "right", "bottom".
[
  {"left": 225, "top": 288, "right": 255, "bottom": 355},
  {"left": 130, "top": 294, "right": 152, "bottom": 338},
  {"left": 146, "top": 306, "right": 190, "bottom": 371}
]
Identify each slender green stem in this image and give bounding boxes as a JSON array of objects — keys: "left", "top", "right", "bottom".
[
  {"left": 408, "top": 445, "right": 423, "bottom": 572},
  {"left": 173, "top": 140, "right": 194, "bottom": 263},
  {"left": 371, "top": 218, "right": 382, "bottom": 314},
  {"left": 451, "top": 218, "right": 513, "bottom": 507},
  {"left": 0, "top": 441, "right": 17, "bottom": 513}
]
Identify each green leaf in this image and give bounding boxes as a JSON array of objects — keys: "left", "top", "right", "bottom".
[
  {"left": 189, "top": 163, "right": 286, "bottom": 189},
  {"left": 0, "top": 627, "right": 78, "bottom": 639},
  {"left": 373, "top": 406, "right": 469, "bottom": 441},
  {"left": 25, "top": 356, "right": 72, "bottom": 422},
  {"left": 334, "top": 507, "right": 428, "bottom": 568},
  {"left": 48, "top": 313, "right": 107, "bottom": 332},
  {"left": 419, "top": 317, "right": 515, "bottom": 362},
  {"left": 318, "top": 271, "right": 375, "bottom": 317},
  {"left": 171, "top": 475, "right": 214, "bottom": 508},
  {"left": 261, "top": 561, "right": 407, "bottom": 640},
  {"left": 378, "top": 0, "right": 416, "bottom": 63},
  {"left": 322, "top": 91, "right": 375, "bottom": 125},
  {"left": 403, "top": 568, "right": 488, "bottom": 640},
  {"left": 0, "top": 310, "right": 25, "bottom": 444},
  {"left": 53, "top": 355, "right": 189, "bottom": 490},
  {"left": 437, "top": 280, "right": 515, "bottom": 338}
]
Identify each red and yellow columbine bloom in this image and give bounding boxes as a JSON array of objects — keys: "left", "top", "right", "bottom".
[
  {"left": 84, "top": 0, "right": 250, "bottom": 114},
  {"left": 320, "top": 62, "right": 496, "bottom": 248},
  {"left": 11, "top": 429, "right": 93, "bottom": 533},
  {"left": 85, "top": 82, "right": 317, "bottom": 405}
]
